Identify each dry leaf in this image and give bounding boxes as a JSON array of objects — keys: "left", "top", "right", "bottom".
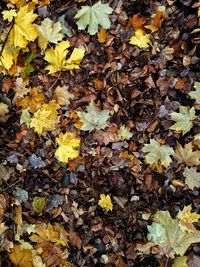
[{"left": 174, "top": 142, "right": 200, "bottom": 166}]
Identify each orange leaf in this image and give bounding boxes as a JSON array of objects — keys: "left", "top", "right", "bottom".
[
  {"left": 152, "top": 11, "right": 168, "bottom": 27},
  {"left": 68, "top": 231, "right": 82, "bottom": 249},
  {"left": 127, "top": 14, "right": 147, "bottom": 29},
  {"left": 97, "top": 28, "right": 108, "bottom": 43}
]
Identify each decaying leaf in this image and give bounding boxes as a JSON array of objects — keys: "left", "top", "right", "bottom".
[
  {"left": 30, "top": 223, "right": 68, "bottom": 246},
  {"left": 177, "top": 205, "right": 200, "bottom": 232},
  {"left": 0, "top": 103, "right": 9, "bottom": 118},
  {"left": 183, "top": 167, "right": 200, "bottom": 190},
  {"left": 32, "top": 196, "right": 46, "bottom": 213},
  {"left": 170, "top": 105, "right": 196, "bottom": 135},
  {"left": 142, "top": 139, "right": 174, "bottom": 168},
  {"left": 9, "top": 245, "right": 33, "bottom": 267},
  {"left": 174, "top": 142, "right": 200, "bottom": 166},
  {"left": 54, "top": 85, "right": 74, "bottom": 106},
  {"left": 75, "top": 1, "right": 113, "bottom": 35},
  {"left": 97, "top": 28, "right": 108, "bottom": 43},
  {"left": 77, "top": 101, "right": 110, "bottom": 132}
]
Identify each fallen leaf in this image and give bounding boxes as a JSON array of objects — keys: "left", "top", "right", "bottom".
[
  {"left": 142, "top": 139, "right": 174, "bottom": 168},
  {"left": 130, "top": 29, "right": 150, "bottom": 48},
  {"left": 97, "top": 28, "right": 108, "bottom": 43},
  {"left": 174, "top": 142, "right": 200, "bottom": 166},
  {"left": 68, "top": 231, "right": 82, "bottom": 249},
  {"left": 32, "top": 196, "right": 46, "bottom": 213},
  {"left": 98, "top": 194, "right": 113, "bottom": 212},
  {"left": 189, "top": 82, "right": 200, "bottom": 104},
  {"left": 173, "top": 256, "right": 188, "bottom": 267},
  {"left": 183, "top": 167, "right": 200, "bottom": 190},
  {"left": 9, "top": 245, "right": 33, "bottom": 267},
  {"left": 54, "top": 85, "right": 74, "bottom": 106}
]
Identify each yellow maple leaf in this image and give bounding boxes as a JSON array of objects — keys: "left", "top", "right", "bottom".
[
  {"left": 98, "top": 194, "right": 113, "bottom": 212},
  {"left": 177, "top": 205, "right": 200, "bottom": 232},
  {"left": 55, "top": 132, "right": 80, "bottom": 163},
  {"left": 30, "top": 223, "right": 68, "bottom": 246},
  {"left": 130, "top": 29, "right": 150, "bottom": 48},
  {"left": 44, "top": 41, "right": 84, "bottom": 74},
  {"left": 16, "top": 88, "right": 45, "bottom": 112},
  {"left": 2, "top": 9, "right": 17, "bottom": 22},
  {"left": 0, "top": 44, "right": 19, "bottom": 73},
  {"left": 9, "top": 245, "right": 33, "bottom": 267},
  {"left": 30, "top": 100, "right": 60, "bottom": 134},
  {"left": 8, "top": 5, "right": 38, "bottom": 48},
  {"left": 65, "top": 47, "right": 85, "bottom": 71}
]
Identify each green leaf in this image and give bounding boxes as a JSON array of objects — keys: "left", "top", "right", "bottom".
[
  {"left": 58, "top": 15, "right": 73, "bottom": 37},
  {"left": 77, "top": 101, "right": 110, "bottom": 132},
  {"left": 170, "top": 105, "right": 196, "bottom": 135},
  {"left": 32, "top": 196, "right": 46, "bottom": 213},
  {"left": 75, "top": 1, "right": 113, "bottom": 35},
  {"left": 117, "top": 125, "right": 133, "bottom": 140},
  {"left": 151, "top": 210, "right": 200, "bottom": 256},
  {"left": 147, "top": 223, "right": 167, "bottom": 245},
  {"left": 189, "top": 82, "right": 200, "bottom": 104},
  {"left": 142, "top": 139, "right": 174, "bottom": 168},
  {"left": 20, "top": 109, "right": 31, "bottom": 127},
  {"left": 37, "top": 18, "right": 63, "bottom": 50}
]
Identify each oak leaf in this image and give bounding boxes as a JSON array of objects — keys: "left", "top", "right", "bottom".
[{"left": 174, "top": 142, "right": 200, "bottom": 166}]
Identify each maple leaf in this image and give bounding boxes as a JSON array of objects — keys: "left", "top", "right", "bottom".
[
  {"left": 142, "top": 139, "right": 174, "bottom": 168},
  {"left": 44, "top": 41, "right": 84, "bottom": 74},
  {"left": 177, "top": 205, "right": 200, "bottom": 232},
  {"left": 174, "top": 142, "right": 200, "bottom": 166},
  {"left": 173, "top": 256, "right": 188, "bottom": 267},
  {"left": 20, "top": 109, "right": 31, "bottom": 127},
  {"left": 117, "top": 125, "right": 133, "bottom": 140},
  {"left": 148, "top": 210, "right": 200, "bottom": 256},
  {"left": 2, "top": 9, "right": 17, "bottom": 22},
  {"left": 127, "top": 13, "right": 147, "bottom": 29},
  {"left": 54, "top": 85, "right": 74, "bottom": 106},
  {"left": 183, "top": 167, "right": 200, "bottom": 190},
  {"left": 98, "top": 194, "right": 113, "bottom": 212},
  {"left": 75, "top": 1, "right": 113, "bottom": 35},
  {"left": 77, "top": 101, "right": 110, "bottom": 132},
  {"left": 189, "top": 82, "right": 200, "bottom": 104},
  {"left": 9, "top": 245, "right": 33, "bottom": 267},
  {"left": 37, "top": 18, "right": 63, "bottom": 50},
  {"left": 130, "top": 29, "right": 150, "bottom": 48},
  {"left": 30, "top": 223, "right": 68, "bottom": 247},
  {"left": 170, "top": 105, "right": 196, "bottom": 135},
  {"left": 55, "top": 132, "right": 80, "bottom": 163},
  {"left": 147, "top": 223, "right": 167, "bottom": 244},
  {"left": 13, "top": 77, "right": 30, "bottom": 102},
  {"left": 9, "top": 5, "right": 38, "bottom": 49},
  {"left": 0, "top": 44, "right": 19, "bottom": 73},
  {"left": 0, "top": 103, "right": 9, "bottom": 118},
  {"left": 16, "top": 87, "right": 45, "bottom": 112},
  {"left": 30, "top": 101, "right": 60, "bottom": 135}
]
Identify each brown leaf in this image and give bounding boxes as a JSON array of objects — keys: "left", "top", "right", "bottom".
[
  {"left": 174, "top": 142, "right": 200, "bottom": 166},
  {"left": 68, "top": 231, "right": 82, "bottom": 249}
]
